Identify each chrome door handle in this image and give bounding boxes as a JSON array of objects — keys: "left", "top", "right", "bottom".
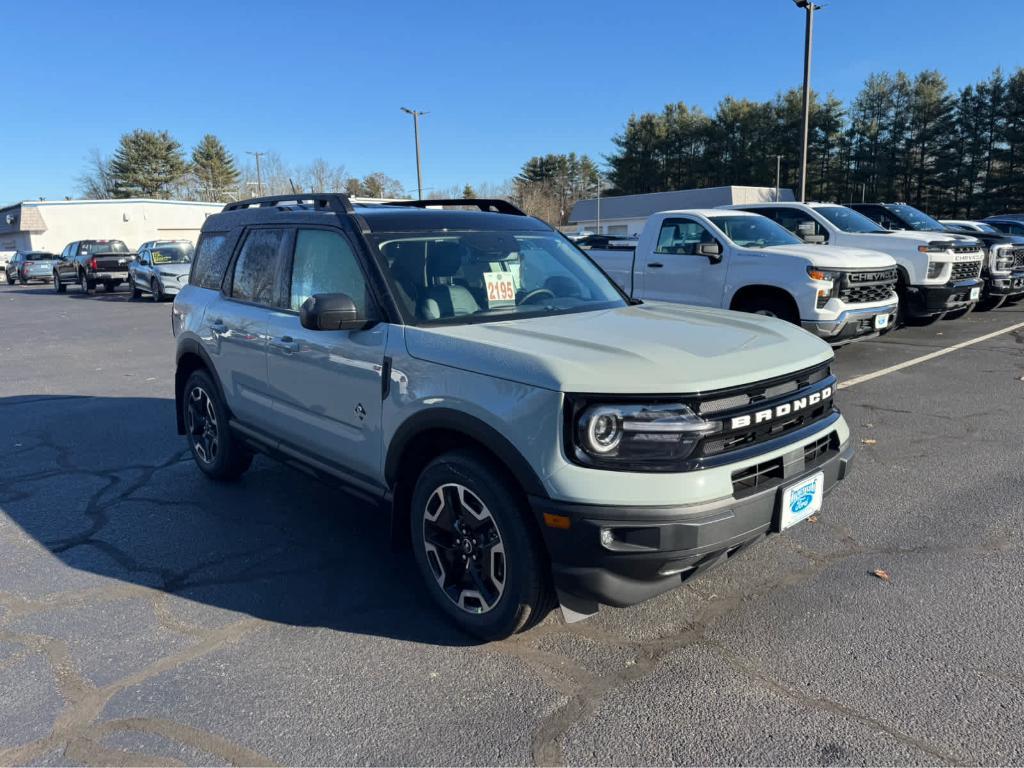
[{"left": 270, "top": 336, "right": 299, "bottom": 354}]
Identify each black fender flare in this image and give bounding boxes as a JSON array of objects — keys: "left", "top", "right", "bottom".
[
  {"left": 384, "top": 407, "right": 547, "bottom": 498},
  {"left": 174, "top": 338, "right": 227, "bottom": 434}
]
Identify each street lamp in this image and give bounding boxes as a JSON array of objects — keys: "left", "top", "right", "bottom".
[
  {"left": 793, "top": 0, "right": 822, "bottom": 203},
  {"left": 400, "top": 107, "right": 428, "bottom": 200}
]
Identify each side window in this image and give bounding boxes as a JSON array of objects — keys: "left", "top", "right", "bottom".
[
  {"left": 289, "top": 229, "right": 371, "bottom": 315},
  {"left": 1009, "top": 223, "right": 1024, "bottom": 236},
  {"left": 191, "top": 232, "right": 233, "bottom": 290},
  {"left": 231, "top": 228, "right": 285, "bottom": 305},
  {"left": 774, "top": 209, "right": 828, "bottom": 242},
  {"left": 655, "top": 219, "right": 717, "bottom": 255}
]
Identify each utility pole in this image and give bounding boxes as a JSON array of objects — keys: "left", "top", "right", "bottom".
[
  {"left": 400, "top": 107, "right": 427, "bottom": 200},
  {"left": 775, "top": 155, "right": 783, "bottom": 201},
  {"left": 793, "top": 0, "right": 821, "bottom": 203},
  {"left": 595, "top": 174, "right": 604, "bottom": 234},
  {"left": 246, "top": 151, "right": 265, "bottom": 197}
]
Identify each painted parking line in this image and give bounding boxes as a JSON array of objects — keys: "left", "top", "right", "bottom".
[{"left": 839, "top": 321, "right": 1024, "bottom": 390}]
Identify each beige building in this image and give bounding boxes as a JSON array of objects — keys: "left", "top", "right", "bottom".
[{"left": 0, "top": 198, "right": 224, "bottom": 256}]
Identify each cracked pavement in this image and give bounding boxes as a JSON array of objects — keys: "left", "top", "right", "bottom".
[{"left": 1, "top": 283, "right": 1022, "bottom": 766}]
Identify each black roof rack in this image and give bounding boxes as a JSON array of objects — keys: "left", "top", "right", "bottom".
[
  {"left": 222, "top": 193, "right": 355, "bottom": 214},
  {"left": 381, "top": 198, "right": 526, "bottom": 216}
]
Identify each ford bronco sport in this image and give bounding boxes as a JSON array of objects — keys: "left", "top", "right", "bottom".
[{"left": 172, "top": 194, "right": 854, "bottom": 640}]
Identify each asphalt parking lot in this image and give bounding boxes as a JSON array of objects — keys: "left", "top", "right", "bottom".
[{"left": 1, "top": 282, "right": 1022, "bottom": 766}]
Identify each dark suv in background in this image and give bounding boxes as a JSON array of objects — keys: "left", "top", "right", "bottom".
[
  {"left": 849, "top": 203, "right": 1024, "bottom": 308},
  {"left": 53, "top": 239, "right": 133, "bottom": 294}
]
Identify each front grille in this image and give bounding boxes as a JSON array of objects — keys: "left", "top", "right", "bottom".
[
  {"left": 730, "top": 431, "right": 839, "bottom": 498},
  {"left": 951, "top": 261, "right": 981, "bottom": 281},
  {"left": 1014, "top": 248, "right": 1024, "bottom": 268},
  {"left": 951, "top": 245, "right": 983, "bottom": 255},
  {"left": 838, "top": 268, "right": 897, "bottom": 304},
  {"left": 698, "top": 363, "right": 836, "bottom": 459}
]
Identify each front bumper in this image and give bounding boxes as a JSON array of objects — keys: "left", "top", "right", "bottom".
[
  {"left": 985, "top": 270, "right": 1024, "bottom": 298},
  {"left": 801, "top": 302, "right": 898, "bottom": 343},
  {"left": 532, "top": 438, "right": 854, "bottom": 610},
  {"left": 88, "top": 270, "right": 128, "bottom": 281},
  {"left": 903, "top": 278, "right": 982, "bottom": 317},
  {"left": 159, "top": 276, "right": 188, "bottom": 295}
]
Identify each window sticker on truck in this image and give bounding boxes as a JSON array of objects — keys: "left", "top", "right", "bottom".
[{"left": 484, "top": 271, "right": 516, "bottom": 306}]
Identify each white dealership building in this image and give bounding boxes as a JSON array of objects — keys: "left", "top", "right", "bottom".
[
  {"left": 568, "top": 185, "right": 796, "bottom": 237},
  {"left": 0, "top": 198, "right": 224, "bottom": 255}
]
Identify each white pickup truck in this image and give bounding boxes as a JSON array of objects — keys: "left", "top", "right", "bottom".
[
  {"left": 584, "top": 209, "right": 899, "bottom": 344},
  {"left": 728, "top": 202, "right": 985, "bottom": 321}
]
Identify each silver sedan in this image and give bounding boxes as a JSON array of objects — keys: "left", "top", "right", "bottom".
[{"left": 128, "top": 240, "right": 194, "bottom": 302}]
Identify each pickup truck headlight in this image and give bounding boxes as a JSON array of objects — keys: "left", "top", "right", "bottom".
[
  {"left": 573, "top": 402, "right": 720, "bottom": 470},
  {"left": 926, "top": 260, "right": 945, "bottom": 279},
  {"left": 991, "top": 246, "right": 1014, "bottom": 274},
  {"left": 807, "top": 267, "right": 839, "bottom": 307}
]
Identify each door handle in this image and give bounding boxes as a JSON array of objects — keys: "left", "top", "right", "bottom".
[
  {"left": 270, "top": 336, "right": 299, "bottom": 354},
  {"left": 647, "top": 262, "right": 664, "bottom": 268},
  {"left": 209, "top": 319, "right": 227, "bottom": 334}
]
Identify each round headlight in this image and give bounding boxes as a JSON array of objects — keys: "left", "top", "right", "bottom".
[{"left": 582, "top": 407, "right": 622, "bottom": 454}]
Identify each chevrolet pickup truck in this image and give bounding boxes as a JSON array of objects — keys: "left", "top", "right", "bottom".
[
  {"left": 53, "top": 239, "right": 134, "bottom": 294},
  {"left": 729, "top": 202, "right": 984, "bottom": 322},
  {"left": 584, "top": 209, "right": 899, "bottom": 344}
]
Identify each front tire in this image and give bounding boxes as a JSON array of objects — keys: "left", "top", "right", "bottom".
[
  {"left": 5, "top": 271, "right": 14, "bottom": 285},
  {"left": 410, "top": 450, "right": 553, "bottom": 640},
  {"left": 735, "top": 294, "right": 800, "bottom": 325},
  {"left": 151, "top": 278, "right": 163, "bottom": 302},
  {"left": 183, "top": 370, "right": 252, "bottom": 481},
  {"left": 54, "top": 273, "right": 66, "bottom": 293},
  {"left": 79, "top": 272, "right": 93, "bottom": 294},
  {"left": 129, "top": 275, "right": 142, "bottom": 299}
]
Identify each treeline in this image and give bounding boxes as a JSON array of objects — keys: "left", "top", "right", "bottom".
[
  {"left": 78, "top": 130, "right": 407, "bottom": 202},
  {"left": 508, "top": 153, "right": 601, "bottom": 225},
  {"left": 606, "top": 67, "right": 1024, "bottom": 218}
]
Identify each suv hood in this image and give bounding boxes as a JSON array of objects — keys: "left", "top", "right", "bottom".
[
  {"left": 404, "top": 303, "right": 833, "bottom": 394},
  {"left": 763, "top": 243, "right": 896, "bottom": 269},
  {"left": 840, "top": 230, "right": 982, "bottom": 250}
]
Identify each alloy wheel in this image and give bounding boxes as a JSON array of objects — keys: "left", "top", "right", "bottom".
[
  {"left": 422, "top": 483, "right": 506, "bottom": 614},
  {"left": 186, "top": 386, "right": 219, "bottom": 465}
]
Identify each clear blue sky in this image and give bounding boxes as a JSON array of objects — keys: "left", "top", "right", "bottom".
[{"left": 4, "top": 0, "right": 1023, "bottom": 205}]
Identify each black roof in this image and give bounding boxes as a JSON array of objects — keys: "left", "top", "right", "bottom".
[{"left": 204, "top": 194, "right": 551, "bottom": 235}]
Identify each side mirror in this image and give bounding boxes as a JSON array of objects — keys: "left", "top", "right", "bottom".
[
  {"left": 697, "top": 242, "right": 722, "bottom": 261},
  {"left": 796, "top": 222, "right": 816, "bottom": 237},
  {"left": 803, "top": 234, "right": 826, "bottom": 244},
  {"left": 300, "top": 293, "right": 366, "bottom": 331}
]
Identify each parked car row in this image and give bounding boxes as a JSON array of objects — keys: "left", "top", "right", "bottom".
[
  {"left": 3, "top": 238, "right": 195, "bottom": 301},
  {"left": 583, "top": 202, "right": 1024, "bottom": 345}
]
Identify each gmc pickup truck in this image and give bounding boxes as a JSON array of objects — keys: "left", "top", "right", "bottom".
[
  {"left": 729, "top": 203, "right": 985, "bottom": 323},
  {"left": 584, "top": 209, "right": 899, "bottom": 344},
  {"left": 53, "top": 239, "right": 134, "bottom": 294},
  {"left": 850, "top": 203, "right": 1024, "bottom": 309}
]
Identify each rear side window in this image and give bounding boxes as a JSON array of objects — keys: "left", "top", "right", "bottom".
[
  {"left": 289, "top": 229, "right": 370, "bottom": 313},
  {"left": 191, "top": 232, "right": 232, "bottom": 290},
  {"left": 231, "top": 228, "right": 285, "bottom": 305}
]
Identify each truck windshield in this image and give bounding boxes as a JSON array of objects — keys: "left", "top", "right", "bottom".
[
  {"left": 375, "top": 229, "right": 626, "bottom": 325},
  {"left": 707, "top": 215, "right": 802, "bottom": 248},
  {"left": 80, "top": 241, "right": 129, "bottom": 254},
  {"left": 151, "top": 243, "right": 194, "bottom": 264},
  {"left": 887, "top": 204, "right": 945, "bottom": 232},
  {"left": 813, "top": 206, "right": 886, "bottom": 233}
]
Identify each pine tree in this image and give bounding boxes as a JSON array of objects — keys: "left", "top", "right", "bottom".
[
  {"left": 109, "top": 130, "right": 187, "bottom": 198},
  {"left": 191, "top": 134, "right": 240, "bottom": 201},
  {"left": 462, "top": 184, "right": 476, "bottom": 198}
]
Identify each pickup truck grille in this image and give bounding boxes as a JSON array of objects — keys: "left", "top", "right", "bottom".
[
  {"left": 951, "top": 261, "right": 981, "bottom": 281},
  {"left": 837, "top": 268, "right": 897, "bottom": 304},
  {"left": 1014, "top": 248, "right": 1024, "bottom": 268},
  {"left": 697, "top": 363, "right": 836, "bottom": 459},
  {"left": 951, "top": 245, "right": 983, "bottom": 255}
]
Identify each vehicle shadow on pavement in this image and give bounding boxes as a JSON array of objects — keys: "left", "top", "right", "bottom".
[{"left": 0, "top": 394, "right": 476, "bottom": 647}]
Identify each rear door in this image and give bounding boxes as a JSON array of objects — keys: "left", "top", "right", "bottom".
[
  {"left": 204, "top": 227, "right": 288, "bottom": 430},
  {"left": 640, "top": 216, "right": 725, "bottom": 307},
  {"left": 265, "top": 226, "right": 389, "bottom": 485}
]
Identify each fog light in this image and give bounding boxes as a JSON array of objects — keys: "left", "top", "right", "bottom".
[{"left": 600, "top": 528, "right": 614, "bottom": 548}]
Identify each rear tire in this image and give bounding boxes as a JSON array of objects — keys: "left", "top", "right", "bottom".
[
  {"left": 410, "top": 450, "right": 553, "bottom": 640},
  {"left": 183, "top": 370, "right": 252, "bottom": 481},
  {"left": 79, "top": 272, "right": 93, "bottom": 294},
  {"left": 54, "top": 273, "right": 66, "bottom": 293},
  {"left": 5, "top": 271, "right": 14, "bottom": 285}
]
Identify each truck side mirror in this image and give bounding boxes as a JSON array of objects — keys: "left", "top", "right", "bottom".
[
  {"left": 803, "top": 234, "right": 826, "bottom": 244},
  {"left": 796, "top": 222, "right": 816, "bottom": 237},
  {"left": 697, "top": 242, "right": 722, "bottom": 262}
]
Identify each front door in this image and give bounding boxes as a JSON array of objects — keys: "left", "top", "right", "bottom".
[
  {"left": 265, "top": 227, "right": 388, "bottom": 485},
  {"left": 641, "top": 217, "right": 726, "bottom": 307}
]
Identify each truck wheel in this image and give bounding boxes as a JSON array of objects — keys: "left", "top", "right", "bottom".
[
  {"left": 54, "top": 273, "right": 66, "bottom": 293},
  {"left": 737, "top": 295, "right": 799, "bottom": 325},
  {"left": 79, "top": 273, "right": 93, "bottom": 294},
  {"left": 183, "top": 370, "right": 252, "bottom": 481},
  {"left": 410, "top": 450, "right": 553, "bottom": 640}
]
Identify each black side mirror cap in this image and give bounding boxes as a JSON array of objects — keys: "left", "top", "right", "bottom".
[
  {"left": 300, "top": 293, "right": 365, "bottom": 331},
  {"left": 697, "top": 242, "right": 722, "bottom": 261}
]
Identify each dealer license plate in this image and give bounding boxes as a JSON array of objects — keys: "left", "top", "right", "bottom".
[
  {"left": 875, "top": 314, "right": 889, "bottom": 330},
  {"left": 779, "top": 472, "right": 824, "bottom": 531},
  {"left": 969, "top": 287, "right": 981, "bottom": 301}
]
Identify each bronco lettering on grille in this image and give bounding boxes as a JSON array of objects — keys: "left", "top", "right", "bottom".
[{"left": 729, "top": 386, "right": 834, "bottom": 430}]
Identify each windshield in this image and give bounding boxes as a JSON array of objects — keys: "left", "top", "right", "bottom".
[
  {"left": 80, "top": 240, "right": 129, "bottom": 254},
  {"left": 888, "top": 204, "right": 945, "bottom": 232},
  {"left": 814, "top": 206, "right": 886, "bottom": 233},
  {"left": 375, "top": 229, "right": 626, "bottom": 325},
  {"left": 150, "top": 243, "right": 194, "bottom": 264},
  {"left": 707, "top": 215, "right": 802, "bottom": 248}
]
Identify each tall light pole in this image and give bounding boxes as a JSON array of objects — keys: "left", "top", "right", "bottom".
[
  {"left": 400, "top": 107, "right": 427, "bottom": 200},
  {"left": 246, "top": 151, "right": 265, "bottom": 197},
  {"left": 793, "top": 0, "right": 821, "bottom": 203},
  {"left": 595, "top": 173, "right": 605, "bottom": 234},
  {"left": 775, "top": 155, "right": 783, "bottom": 201}
]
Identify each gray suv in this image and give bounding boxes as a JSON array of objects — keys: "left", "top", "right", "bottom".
[{"left": 173, "top": 194, "right": 854, "bottom": 640}]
